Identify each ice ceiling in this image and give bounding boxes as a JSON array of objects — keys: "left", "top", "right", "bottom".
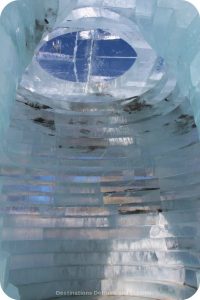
[{"left": 0, "top": 1, "right": 200, "bottom": 300}]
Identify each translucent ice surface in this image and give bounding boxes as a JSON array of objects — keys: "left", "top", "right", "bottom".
[{"left": 0, "top": 1, "right": 200, "bottom": 300}]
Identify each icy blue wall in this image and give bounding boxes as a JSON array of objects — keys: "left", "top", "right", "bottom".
[
  {"left": 135, "top": 0, "right": 200, "bottom": 131},
  {"left": 0, "top": 0, "right": 59, "bottom": 141},
  {"left": 0, "top": 0, "right": 58, "bottom": 296}
]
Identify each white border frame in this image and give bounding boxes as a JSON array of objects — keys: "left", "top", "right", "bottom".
[{"left": 0, "top": 0, "right": 199, "bottom": 299}]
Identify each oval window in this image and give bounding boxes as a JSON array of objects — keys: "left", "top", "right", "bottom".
[{"left": 37, "top": 29, "right": 137, "bottom": 83}]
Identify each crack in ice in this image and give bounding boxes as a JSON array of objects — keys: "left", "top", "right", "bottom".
[
  {"left": 85, "top": 30, "right": 95, "bottom": 93},
  {"left": 73, "top": 32, "right": 79, "bottom": 83}
]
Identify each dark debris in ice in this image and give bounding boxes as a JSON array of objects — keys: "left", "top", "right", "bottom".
[
  {"left": 33, "top": 117, "right": 55, "bottom": 130},
  {"left": 17, "top": 99, "right": 52, "bottom": 110},
  {"left": 174, "top": 114, "right": 195, "bottom": 134},
  {"left": 123, "top": 99, "right": 152, "bottom": 114}
]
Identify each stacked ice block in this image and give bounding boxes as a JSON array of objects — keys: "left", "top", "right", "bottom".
[{"left": 0, "top": 1, "right": 200, "bottom": 300}]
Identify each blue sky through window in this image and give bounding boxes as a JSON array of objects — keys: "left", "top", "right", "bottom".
[{"left": 37, "top": 29, "right": 137, "bottom": 82}]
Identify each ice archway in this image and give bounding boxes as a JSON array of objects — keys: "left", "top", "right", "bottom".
[{"left": 0, "top": 1, "right": 200, "bottom": 300}]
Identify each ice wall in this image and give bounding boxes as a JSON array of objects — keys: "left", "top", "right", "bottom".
[
  {"left": 0, "top": 0, "right": 59, "bottom": 140},
  {"left": 0, "top": 0, "right": 59, "bottom": 296},
  {"left": 0, "top": 1, "right": 200, "bottom": 300},
  {"left": 135, "top": 0, "right": 200, "bottom": 131}
]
